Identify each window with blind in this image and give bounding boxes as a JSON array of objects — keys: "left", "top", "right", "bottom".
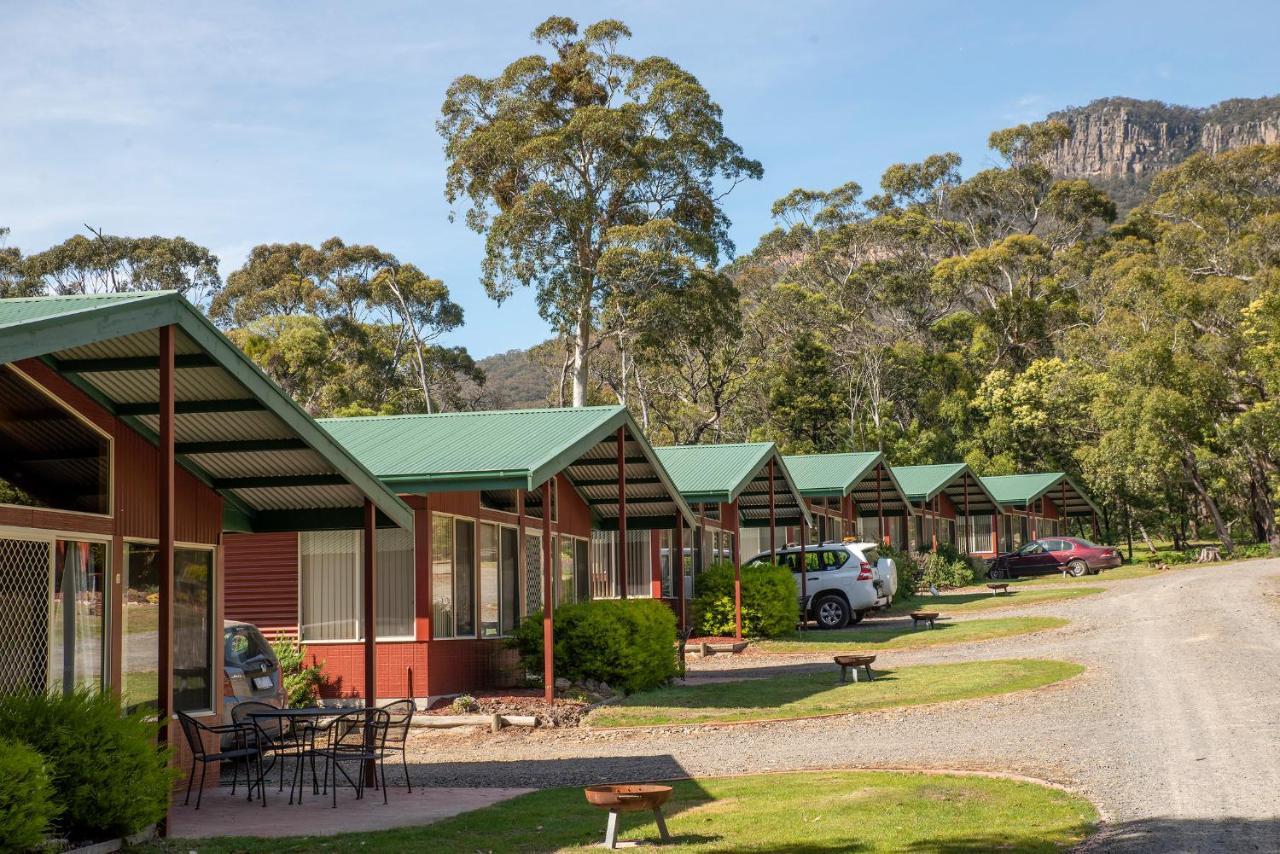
[
  {"left": 299, "top": 528, "right": 414, "bottom": 642},
  {"left": 478, "top": 522, "right": 522, "bottom": 638},
  {"left": 587, "top": 531, "right": 650, "bottom": 598}
]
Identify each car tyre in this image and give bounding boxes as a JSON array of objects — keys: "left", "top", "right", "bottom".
[
  {"left": 812, "top": 594, "right": 850, "bottom": 630},
  {"left": 988, "top": 565, "right": 1008, "bottom": 579},
  {"left": 848, "top": 608, "right": 866, "bottom": 625},
  {"left": 1067, "top": 559, "right": 1088, "bottom": 577}
]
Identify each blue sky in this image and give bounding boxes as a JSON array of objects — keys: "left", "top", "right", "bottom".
[{"left": 4, "top": 1, "right": 1278, "bottom": 358}]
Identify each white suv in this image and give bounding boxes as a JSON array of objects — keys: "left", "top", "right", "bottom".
[{"left": 745, "top": 542, "right": 898, "bottom": 629}]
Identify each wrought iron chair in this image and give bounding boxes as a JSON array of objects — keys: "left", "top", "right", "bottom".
[
  {"left": 176, "top": 711, "right": 263, "bottom": 809},
  {"left": 230, "top": 700, "right": 294, "bottom": 794},
  {"left": 315, "top": 708, "right": 391, "bottom": 807},
  {"left": 379, "top": 700, "right": 415, "bottom": 791}
]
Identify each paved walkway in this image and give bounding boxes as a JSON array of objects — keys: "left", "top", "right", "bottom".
[
  {"left": 169, "top": 783, "right": 533, "bottom": 838},
  {"left": 403, "top": 560, "right": 1280, "bottom": 853}
]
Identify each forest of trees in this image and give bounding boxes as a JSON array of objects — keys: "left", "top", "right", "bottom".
[{"left": 5, "top": 17, "right": 1280, "bottom": 555}]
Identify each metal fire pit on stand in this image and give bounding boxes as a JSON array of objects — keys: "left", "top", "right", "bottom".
[{"left": 584, "top": 784, "right": 673, "bottom": 848}]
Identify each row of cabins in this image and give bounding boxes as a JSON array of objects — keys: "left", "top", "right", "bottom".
[{"left": 0, "top": 292, "right": 1103, "bottom": 797}]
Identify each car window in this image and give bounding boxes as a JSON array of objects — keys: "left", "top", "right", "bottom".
[
  {"left": 1074, "top": 538, "right": 1098, "bottom": 548},
  {"left": 224, "top": 625, "right": 273, "bottom": 668},
  {"left": 1045, "top": 539, "right": 1070, "bottom": 552},
  {"left": 821, "top": 550, "right": 848, "bottom": 571},
  {"left": 1018, "top": 541, "right": 1046, "bottom": 556}
]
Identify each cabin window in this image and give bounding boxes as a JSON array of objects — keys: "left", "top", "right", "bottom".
[
  {"left": 478, "top": 522, "right": 522, "bottom": 638},
  {"left": 0, "top": 536, "right": 108, "bottom": 699},
  {"left": 298, "top": 528, "right": 414, "bottom": 643},
  {"left": 429, "top": 514, "right": 476, "bottom": 639},
  {"left": 124, "top": 543, "right": 214, "bottom": 714},
  {"left": 0, "top": 367, "right": 111, "bottom": 516}
]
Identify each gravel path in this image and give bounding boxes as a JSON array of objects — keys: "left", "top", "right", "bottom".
[{"left": 405, "top": 560, "right": 1280, "bottom": 853}]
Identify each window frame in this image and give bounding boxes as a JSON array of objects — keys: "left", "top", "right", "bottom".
[
  {"left": 296, "top": 528, "right": 416, "bottom": 645},
  {"left": 0, "top": 366, "right": 115, "bottom": 519},
  {"left": 122, "top": 537, "right": 217, "bottom": 717}
]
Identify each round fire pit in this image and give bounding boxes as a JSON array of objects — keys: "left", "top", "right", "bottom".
[
  {"left": 585, "top": 784, "right": 673, "bottom": 848},
  {"left": 910, "top": 611, "right": 940, "bottom": 629}
]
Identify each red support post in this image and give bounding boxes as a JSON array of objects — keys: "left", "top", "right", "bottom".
[
  {"left": 962, "top": 473, "right": 971, "bottom": 555},
  {"left": 732, "top": 501, "right": 743, "bottom": 642},
  {"left": 156, "top": 324, "right": 174, "bottom": 833},
  {"left": 541, "top": 480, "right": 555, "bottom": 703},
  {"left": 799, "top": 524, "right": 808, "bottom": 632},
  {"left": 674, "top": 519, "right": 685, "bottom": 631},
  {"left": 768, "top": 459, "right": 777, "bottom": 562},
  {"left": 617, "top": 427, "right": 628, "bottom": 598},
  {"left": 362, "top": 498, "right": 377, "bottom": 783},
  {"left": 877, "top": 466, "right": 886, "bottom": 545}
]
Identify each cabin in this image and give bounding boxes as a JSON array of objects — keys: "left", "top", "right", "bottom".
[
  {"left": 980, "top": 473, "right": 1102, "bottom": 553},
  {"left": 223, "top": 406, "right": 695, "bottom": 703},
  {"left": 650, "top": 443, "right": 812, "bottom": 638},
  {"left": 889, "top": 463, "right": 1004, "bottom": 555},
  {"left": 0, "top": 291, "right": 411, "bottom": 796},
  {"left": 781, "top": 452, "right": 914, "bottom": 547}
]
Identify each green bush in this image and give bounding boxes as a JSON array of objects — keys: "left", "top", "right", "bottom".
[
  {"left": 881, "top": 547, "right": 919, "bottom": 598},
  {"left": 691, "top": 562, "right": 798, "bottom": 639},
  {"left": 511, "top": 599, "right": 678, "bottom": 695},
  {"left": 917, "top": 550, "right": 978, "bottom": 589},
  {"left": 272, "top": 639, "right": 325, "bottom": 708},
  {"left": 0, "top": 737, "right": 58, "bottom": 851},
  {"left": 0, "top": 691, "right": 175, "bottom": 843}
]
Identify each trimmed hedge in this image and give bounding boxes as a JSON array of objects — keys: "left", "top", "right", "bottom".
[
  {"left": 691, "top": 562, "right": 798, "bottom": 639},
  {"left": 512, "top": 598, "right": 678, "bottom": 694},
  {"left": 0, "top": 691, "right": 175, "bottom": 843},
  {"left": 0, "top": 737, "right": 58, "bottom": 851}
]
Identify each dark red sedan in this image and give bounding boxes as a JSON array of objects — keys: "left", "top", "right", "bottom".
[{"left": 986, "top": 537, "right": 1123, "bottom": 579}]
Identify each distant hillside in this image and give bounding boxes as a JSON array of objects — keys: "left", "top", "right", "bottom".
[
  {"left": 467, "top": 345, "right": 556, "bottom": 409},
  {"left": 1043, "top": 95, "right": 1280, "bottom": 210}
]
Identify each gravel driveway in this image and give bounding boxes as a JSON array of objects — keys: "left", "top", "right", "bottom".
[{"left": 405, "top": 560, "right": 1280, "bottom": 853}]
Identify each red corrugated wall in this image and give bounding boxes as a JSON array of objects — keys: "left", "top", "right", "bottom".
[{"left": 223, "top": 532, "right": 299, "bottom": 636}]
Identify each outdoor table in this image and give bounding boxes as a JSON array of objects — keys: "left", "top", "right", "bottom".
[{"left": 246, "top": 707, "right": 336, "bottom": 804}]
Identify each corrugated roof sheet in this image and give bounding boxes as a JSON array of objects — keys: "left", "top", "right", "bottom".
[
  {"left": 0, "top": 291, "right": 162, "bottom": 327},
  {"left": 783, "top": 452, "right": 880, "bottom": 496},
  {"left": 0, "top": 291, "right": 412, "bottom": 530},
  {"left": 319, "top": 406, "right": 624, "bottom": 482},
  {"left": 653, "top": 443, "right": 775, "bottom": 502},
  {"left": 890, "top": 463, "right": 969, "bottom": 501},
  {"left": 981, "top": 473, "right": 1065, "bottom": 504}
]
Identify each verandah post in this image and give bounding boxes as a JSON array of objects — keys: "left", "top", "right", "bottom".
[
  {"left": 877, "top": 465, "right": 886, "bottom": 545},
  {"left": 362, "top": 498, "right": 377, "bottom": 784},
  {"left": 541, "top": 479, "right": 554, "bottom": 703},
  {"left": 157, "top": 323, "right": 174, "bottom": 835},
  {"left": 768, "top": 458, "right": 777, "bottom": 563},
  {"left": 732, "top": 500, "right": 743, "bottom": 642},
  {"left": 674, "top": 518, "right": 685, "bottom": 631},
  {"left": 617, "top": 426, "right": 628, "bottom": 598}
]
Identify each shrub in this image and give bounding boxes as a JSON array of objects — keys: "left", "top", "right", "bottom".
[
  {"left": 450, "top": 695, "right": 479, "bottom": 713},
  {"left": 0, "top": 691, "right": 175, "bottom": 843},
  {"left": 511, "top": 599, "right": 678, "bottom": 694},
  {"left": 881, "top": 546, "right": 919, "bottom": 598},
  {"left": 0, "top": 737, "right": 58, "bottom": 851},
  {"left": 272, "top": 639, "right": 325, "bottom": 708},
  {"left": 916, "top": 551, "right": 978, "bottom": 590},
  {"left": 691, "top": 562, "right": 798, "bottom": 639}
]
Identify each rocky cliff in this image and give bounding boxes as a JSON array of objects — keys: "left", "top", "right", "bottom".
[{"left": 1041, "top": 96, "right": 1280, "bottom": 207}]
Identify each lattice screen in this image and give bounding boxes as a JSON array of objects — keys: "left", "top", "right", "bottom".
[
  {"left": 524, "top": 533, "right": 542, "bottom": 615},
  {"left": 0, "top": 537, "right": 51, "bottom": 694}
]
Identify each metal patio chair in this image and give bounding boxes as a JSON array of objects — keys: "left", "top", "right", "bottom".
[
  {"left": 176, "top": 711, "right": 263, "bottom": 809},
  {"left": 379, "top": 699, "right": 416, "bottom": 792}
]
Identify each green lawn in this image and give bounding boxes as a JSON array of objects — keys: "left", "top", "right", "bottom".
[
  {"left": 158, "top": 770, "right": 1097, "bottom": 853},
  {"left": 887, "top": 586, "right": 1101, "bottom": 615},
  {"left": 588, "top": 659, "right": 1082, "bottom": 728},
  {"left": 757, "top": 616, "right": 1068, "bottom": 654}
]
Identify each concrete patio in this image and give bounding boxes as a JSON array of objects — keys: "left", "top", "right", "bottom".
[{"left": 168, "top": 782, "right": 534, "bottom": 839}]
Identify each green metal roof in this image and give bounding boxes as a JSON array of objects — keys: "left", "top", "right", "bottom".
[
  {"left": 654, "top": 443, "right": 776, "bottom": 503},
  {"left": 652, "top": 443, "right": 812, "bottom": 526},
  {"left": 320, "top": 406, "right": 697, "bottom": 527},
  {"left": 0, "top": 291, "right": 414, "bottom": 531},
  {"left": 783, "top": 452, "right": 881, "bottom": 497},
  {"left": 890, "top": 463, "right": 970, "bottom": 502},
  {"left": 981, "top": 473, "right": 1100, "bottom": 517}
]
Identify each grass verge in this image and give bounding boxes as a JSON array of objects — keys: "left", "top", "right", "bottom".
[
  {"left": 757, "top": 615, "right": 1067, "bottom": 654},
  {"left": 887, "top": 586, "right": 1102, "bottom": 614},
  {"left": 158, "top": 769, "right": 1097, "bottom": 853},
  {"left": 588, "top": 659, "right": 1082, "bottom": 728}
]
